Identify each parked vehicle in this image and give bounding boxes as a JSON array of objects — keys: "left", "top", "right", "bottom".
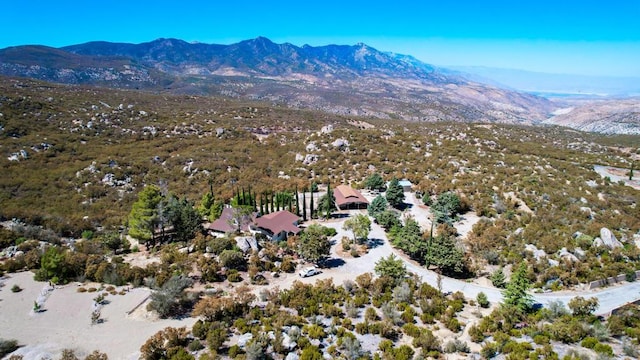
[{"left": 298, "top": 266, "right": 320, "bottom": 278}]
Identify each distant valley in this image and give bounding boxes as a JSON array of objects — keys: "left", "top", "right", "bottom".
[{"left": 0, "top": 37, "right": 639, "bottom": 134}]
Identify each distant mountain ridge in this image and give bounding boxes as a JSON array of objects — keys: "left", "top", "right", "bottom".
[{"left": 0, "top": 37, "right": 556, "bottom": 125}]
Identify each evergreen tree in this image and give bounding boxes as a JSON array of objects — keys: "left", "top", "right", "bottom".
[
  {"left": 310, "top": 187, "right": 315, "bottom": 219},
  {"left": 432, "top": 191, "right": 462, "bottom": 225},
  {"left": 374, "top": 254, "right": 407, "bottom": 283},
  {"left": 368, "top": 195, "right": 388, "bottom": 217},
  {"left": 270, "top": 192, "right": 275, "bottom": 213},
  {"left": 128, "top": 185, "right": 163, "bottom": 242},
  {"left": 424, "top": 233, "right": 465, "bottom": 275},
  {"left": 364, "top": 173, "right": 385, "bottom": 191},
  {"left": 389, "top": 216, "right": 424, "bottom": 260},
  {"left": 302, "top": 189, "right": 307, "bottom": 221},
  {"left": 295, "top": 186, "right": 300, "bottom": 216},
  {"left": 385, "top": 178, "right": 405, "bottom": 208},
  {"left": 325, "top": 181, "right": 334, "bottom": 218},
  {"left": 166, "top": 196, "right": 202, "bottom": 243},
  {"left": 503, "top": 262, "right": 533, "bottom": 313},
  {"left": 491, "top": 267, "right": 507, "bottom": 288}
]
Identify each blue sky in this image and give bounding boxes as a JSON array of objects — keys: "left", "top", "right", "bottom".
[{"left": 2, "top": 1, "right": 639, "bottom": 76}]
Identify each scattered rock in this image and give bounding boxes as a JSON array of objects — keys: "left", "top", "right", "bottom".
[
  {"left": 524, "top": 244, "right": 546, "bottom": 261},
  {"left": 320, "top": 124, "right": 333, "bottom": 134},
  {"left": 599, "top": 227, "right": 623, "bottom": 249},
  {"left": 332, "top": 138, "right": 349, "bottom": 149},
  {"left": 237, "top": 333, "right": 253, "bottom": 348},
  {"left": 303, "top": 154, "right": 318, "bottom": 165},
  {"left": 281, "top": 333, "right": 296, "bottom": 351},
  {"left": 558, "top": 247, "right": 579, "bottom": 262},
  {"left": 306, "top": 142, "right": 319, "bottom": 152},
  {"left": 285, "top": 353, "right": 300, "bottom": 360}
]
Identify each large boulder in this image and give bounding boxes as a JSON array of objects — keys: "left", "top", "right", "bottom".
[
  {"left": 599, "top": 228, "right": 623, "bottom": 249},
  {"left": 524, "top": 244, "right": 546, "bottom": 261},
  {"left": 237, "top": 333, "right": 253, "bottom": 348},
  {"left": 281, "top": 333, "right": 296, "bottom": 351},
  {"left": 285, "top": 353, "right": 300, "bottom": 360},
  {"left": 235, "top": 236, "right": 256, "bottom": 253},
  {"left": 558, "top": 247, "right": 579, "bottom": 262}
]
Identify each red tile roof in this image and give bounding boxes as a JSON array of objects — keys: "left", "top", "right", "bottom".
[
  {"left": 334, "top": 184, "right": 369, "bottom": 207},
  {"left": 254, "top": 210, "right": 301, "bottom": 235},
  {"left": 206, "top": 207, "right": 254, "bottom": 233}
]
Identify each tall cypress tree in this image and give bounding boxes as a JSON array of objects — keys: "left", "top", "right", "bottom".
[
  {"left": 302, "top": 189, "right": 307, "bottom": 221},
  {"left": 270, "top": 192, "right": 275, "bottom": 213},
  {"left": 260, "top": 192, "right": 265, "bottom": 215},
  {"left": 295, "top": 186, "right": 300, "bottom": 216},
  {"left": 325, "top": 181, "right": 332, "bottom": 219},
  {"left": 252, "top": 190, "right": 258, "bottom": 212},
  {"left": 310, "top": 186, "right": 315, "bottom": 219}
]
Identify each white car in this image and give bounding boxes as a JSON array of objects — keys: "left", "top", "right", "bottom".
[{"left": 299, "top": 267, "right": 320, "bottom": 278}]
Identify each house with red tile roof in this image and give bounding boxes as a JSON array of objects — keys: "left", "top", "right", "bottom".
[
  {"left": 252, "top": 210, "right": 301, "bottom": 241},
  {"left": 334, "top": 184, "right": 369, "bottom": 210},
  {"left": 205, "top": 206, "right": 255, "bottom": 237}
]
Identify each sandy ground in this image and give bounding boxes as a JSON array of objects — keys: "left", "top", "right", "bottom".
[{"left": 0, "top": 271, "right": 195, "bottom": 360}]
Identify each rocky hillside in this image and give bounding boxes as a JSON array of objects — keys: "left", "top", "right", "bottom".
[
  {"left": 545, "top": 99, "right": 640, "bottom": 135},
  {"left": 0, "top": 37, "right": 554, "bottom": 124}
]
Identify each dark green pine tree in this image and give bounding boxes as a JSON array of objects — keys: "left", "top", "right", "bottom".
[
  {"left": 385, "top": 178, "right": 405, "bottom": 208},
  {"left": 503, "top": 262, "right": 534, "bottom": 313},
  {"left": 295, "top": 186, "right": 301, "bottom": 216}
]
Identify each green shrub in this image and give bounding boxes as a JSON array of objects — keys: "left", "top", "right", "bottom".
[
  {"left": 481, "top": 342, "right": 498, "bottom": 359},
  {"left": 533, "top": 334, "right": 550, "bottom": 345},
  {"left": 402, "top": 323, "right": 422, "bottom": 338},
  {"left": 188, "top": 339, "right": 204, "bottom": 351},
  {"left": 580, "top": 337, "right": 598, "bottom": 349},
  {"left": 593, "top": 343, "right": 613, "bottom": 357},
  {"left": 477, "top": 292, "right": 490, "bottom": 308},
  {"left": 10, "top": 284, "right": 22, "bottom": 293},
  {"left": 226, "top": 270, "right": 242, "bottom": 282},
  {"left": 228, "top": 344, "right": 241, "bottom": 358},
  {"left": 469, "top": 324, "right": 485, "bottom": 343}
]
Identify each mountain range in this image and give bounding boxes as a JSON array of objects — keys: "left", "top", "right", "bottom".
[{"left": 0, "top": 37, "right": 638, "bottom": 133}]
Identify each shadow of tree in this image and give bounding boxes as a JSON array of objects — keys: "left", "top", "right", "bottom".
[
  {"left": 322, "top": 258, "right": 346, "bottom": 269},
  {"left": 366, "top": 238, "right": 384, "bottom": 249}
]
